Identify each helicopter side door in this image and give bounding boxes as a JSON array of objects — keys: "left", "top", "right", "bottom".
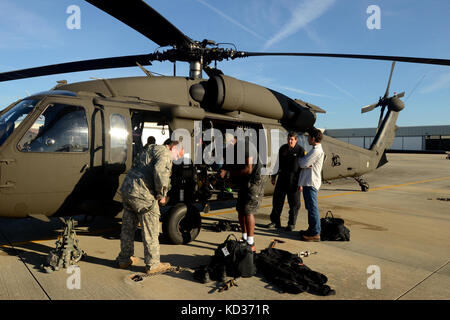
[
  {"left": 77, "top": 102, "right": 133, "bottom": 216},
  {"left": 54, "top": 101, "right": 132, "bottom": 217},
  {"left": 0, "top": 96, "right": 92, "bottom": 218}
]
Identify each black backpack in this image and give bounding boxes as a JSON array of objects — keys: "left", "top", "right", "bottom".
[
  {"left": 320, "top": 211, "right": 350, "bottom": 241},
  {"left": 194, "top": 234, "right": 256, "bottom": 283},
  {"left": 255, "top": 247, "right": 335, "bottom": 296}
]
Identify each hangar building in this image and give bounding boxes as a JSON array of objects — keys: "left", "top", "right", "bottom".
[{"left": 325, "top": 125, "right": 450, "bottom": 152}]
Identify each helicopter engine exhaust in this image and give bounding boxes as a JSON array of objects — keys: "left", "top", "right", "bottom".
[{"left": 189, "top": 75, "right": 316, "bottom": 132}]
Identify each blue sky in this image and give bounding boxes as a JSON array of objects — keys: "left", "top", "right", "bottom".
[{"left": 0, "top": 0, "right": 449, "bottom": 129}]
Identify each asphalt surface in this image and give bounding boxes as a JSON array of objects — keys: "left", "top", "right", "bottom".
[{"left": 0, "top": 153, "right": 449, "bottom": 303}]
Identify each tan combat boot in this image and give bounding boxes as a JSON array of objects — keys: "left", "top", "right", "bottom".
[
  {"left": 118, "top": 256, "right": 140, "bottom": 269},
  {"left": 145, "top": 262, "right": 171, "bottom": 275}
]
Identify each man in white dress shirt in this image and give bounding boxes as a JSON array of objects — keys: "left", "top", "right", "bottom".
[{"left": 297, "top": 128, "right": 325, "bottom": 241}]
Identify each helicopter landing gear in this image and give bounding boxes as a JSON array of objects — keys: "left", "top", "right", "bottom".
[
  {"left": 354, "top": 177, "right": 369, "bottom": 192},
  {"left": 41, "top": 217, "right": 86, "bottom": 273},
  {"left": 164, "top": 204, "right": 201, "bottom": 245}
]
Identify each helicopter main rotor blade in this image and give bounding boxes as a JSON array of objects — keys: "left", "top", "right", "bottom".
[
  {"left": 0, "top": 54, "right": 154, "bottom": 82},
  {"left": 85, "top": 0, "right": 193, "bottom": 48},
  {"left": 384, "top": 62, "right": 396, "bottom": 99},
  {"left": 241, "top": 52, "right": 450, "bottom": 67},
  {"left": 361, "top": 102, "right": 379, "bottom": 114}
]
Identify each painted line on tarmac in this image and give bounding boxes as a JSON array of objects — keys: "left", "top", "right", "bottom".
[
  {"left": 0, "top": 228, "right": 52, "bottom": 300},
  {"left": 201, "top": 175, "right": 450, "bottom": 217},
  {"left": 0, "top": 227, "right": 120, "bottom": 248},
  {"left": 396, "top": 259, "right": 450, "bottom": 300},
  {"left": 320, "top": 176, "right": 450, "bottom": 200},
  {"left": 0, "top": 237, "right": 58, "bottom": 248}
]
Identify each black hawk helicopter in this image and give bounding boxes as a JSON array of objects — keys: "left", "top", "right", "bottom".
[{"left": 0, "top": 0, "right": 449, "bottom": 247}]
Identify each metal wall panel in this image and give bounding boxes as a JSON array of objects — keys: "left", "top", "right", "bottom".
[
  {"left": 403, "top": 136, "right": 423, "bottom": 150},
  {"left": 348, "top": 137, "right": 364, "bottom": 148}
]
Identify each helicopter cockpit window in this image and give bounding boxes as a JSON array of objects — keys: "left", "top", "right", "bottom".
[
  {"left": 110, "top": 114, "right": 128, "bottom": 164},
  {"left": 17, "top": 104, "right": 89, "bottom": 153},
  {"left": 0, "top": 99, "right": 39, "bottom": 148}
]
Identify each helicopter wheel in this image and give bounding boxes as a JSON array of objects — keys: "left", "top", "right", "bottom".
[
  {"left": 359, "top": 180, "right": 369, "bottom": 192},
  {"left": 354, "top": 177, "right": 369, "bottom": 192},
  {"left": 164, "top": 203, "right": 201, "bottom": 245}
]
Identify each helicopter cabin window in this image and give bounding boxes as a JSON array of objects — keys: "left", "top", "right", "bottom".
[
  {"left": 130, "top": 109, "right": 170, "bottom": 161},
  {"left": 109, "top": 114, "right": 128, "bottom": 164},
  {"left": 141, "top": 122, "right": 169, "bottom": 146},
  {"left": 17, "top": 104, "right": 88, "bottom": 153}
]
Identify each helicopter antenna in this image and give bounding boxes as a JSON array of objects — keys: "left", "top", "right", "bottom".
[
  {"left": 405, "top": 73, "right": 428, "bottom": 102},
  {"left": 136, "top": 62, "right": 153, "bottom": 77}
]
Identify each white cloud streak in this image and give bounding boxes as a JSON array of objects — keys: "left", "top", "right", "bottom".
[
  {"left": 195, "top": 0, "right": 267, "bottom": 41},
  {"left": 276, "top": 85, "right": 338, "bottom": 99},
  {"left": 264, "top": 0, "right": 336, "bottom": 49},
  {"left": 304, "top": 26, "right": 326, "bottom": 48},
  {"left": 324, "top": 78, "right": 360, "bottom": 103},
  {"left": 419, "top": 73, "right": 450, "bottom": 94}
]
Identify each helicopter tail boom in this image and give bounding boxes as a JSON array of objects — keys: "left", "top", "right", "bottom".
[
  {"left": 363, "top": 62, "right": 405, "bottom": 168},
  {"left": 369, "top": 108, "right": 400, "bottom": 168}
]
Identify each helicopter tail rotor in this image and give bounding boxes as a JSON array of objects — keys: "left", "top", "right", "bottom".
[
  {"left": 361, "top": 101, "right": 380, "bottom": 114},
  {"left": 361, "top": 62, "right": 405, "bottom": 129}
]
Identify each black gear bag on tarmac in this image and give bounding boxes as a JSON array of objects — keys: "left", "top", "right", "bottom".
[
  {"left": 255, "top": 247, "right": 335, "bottom": 296},
  {"left": 193, "top": 234, "right": 256, "bottom": 283},
  {"left": 320, "top": 211, "right": 350, "bottom": 241},
  {"left": 214, "top": 234, "right": 256, "bottom": 278}
]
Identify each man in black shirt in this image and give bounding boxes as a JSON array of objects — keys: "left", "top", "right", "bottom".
[
  {"left": 267, "top": 132, "right": 305, "bottom": 231},
  {"left": 220, "top": 136, "right": 266, "bottom": 251}
]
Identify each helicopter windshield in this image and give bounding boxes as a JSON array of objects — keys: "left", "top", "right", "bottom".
[{"left": 0, "top": 99, "right": 39, "bottom": 147}]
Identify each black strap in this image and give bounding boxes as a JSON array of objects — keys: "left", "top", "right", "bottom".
[
  {"left": 325, "top": 210, "right": 334, "bottom": 219},
  {"left": 225, "top": 233, "right": 238, "bottom": 242}
]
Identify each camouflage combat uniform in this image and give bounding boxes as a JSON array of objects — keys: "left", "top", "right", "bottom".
[{"left": 117, "top": 144, "right": 173, "bottom": 269}]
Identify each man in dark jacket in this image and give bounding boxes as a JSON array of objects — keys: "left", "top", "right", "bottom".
[{"left": 266, "top": 132, "right": 305, "bottom": 231}]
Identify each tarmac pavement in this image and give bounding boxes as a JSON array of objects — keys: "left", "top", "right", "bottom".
[{"left": 0, "top": 153, "right": 449, "bottom": 302}]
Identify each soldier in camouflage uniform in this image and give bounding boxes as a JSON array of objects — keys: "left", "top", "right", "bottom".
[{"left": 117, "top": 140, "right": 182, "bottom": 274}]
